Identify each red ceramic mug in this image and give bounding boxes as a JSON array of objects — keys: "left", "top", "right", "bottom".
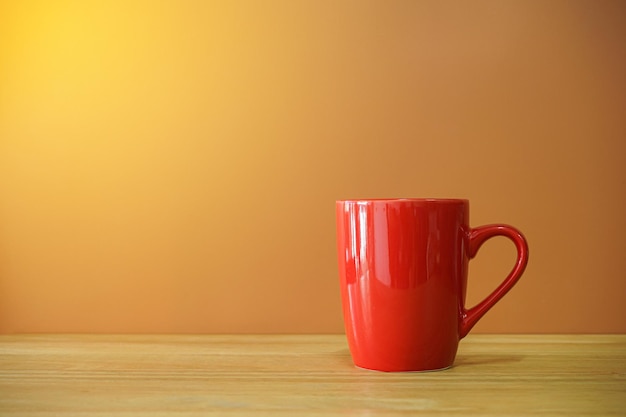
[{"left": 336, "top": 199, "right": 529, "bottom": 372}]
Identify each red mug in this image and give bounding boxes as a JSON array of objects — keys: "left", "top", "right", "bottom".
[{"left": 336, "top": 199, "right": 529, "bottom": 371}]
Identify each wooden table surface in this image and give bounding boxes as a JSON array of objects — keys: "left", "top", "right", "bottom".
[{"left": 1, "top": 334, "right": 625, "bottom": 416}]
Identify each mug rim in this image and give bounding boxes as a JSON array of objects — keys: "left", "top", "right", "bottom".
[{"left": 337, "top": 198, "right": 468, "bottom": 204}]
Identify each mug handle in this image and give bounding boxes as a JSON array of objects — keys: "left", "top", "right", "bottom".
[{"left": 460, "top": 224, "right": 529, "bottom": 338}]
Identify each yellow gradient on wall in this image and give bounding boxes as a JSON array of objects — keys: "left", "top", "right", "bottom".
[{"left": 1, "top": 0, "right": 625, "bottom": 333}]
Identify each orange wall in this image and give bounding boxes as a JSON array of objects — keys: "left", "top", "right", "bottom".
[{"left": 1, "top": 0, "right": 625, "bottom": 333}]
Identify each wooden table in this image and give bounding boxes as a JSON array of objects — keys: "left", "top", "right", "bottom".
[{"left": 1, "top": 334, "right": 624, "bottom": 416}]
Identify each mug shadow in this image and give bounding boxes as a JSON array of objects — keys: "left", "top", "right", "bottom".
[
  {"left": 453, "top": 353, "right": 524, "bottom": 367},
  {"left": 333, "top": 349, "right": 524, "bottom": 370}
]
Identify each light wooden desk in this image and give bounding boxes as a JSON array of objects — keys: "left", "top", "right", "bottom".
[{"left": 0, "top": 335, "right": 624, "bottom": 416}]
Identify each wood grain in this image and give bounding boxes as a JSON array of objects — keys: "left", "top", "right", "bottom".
[{"left": 1, "top": 335, "right": 624, "bottom": 416}]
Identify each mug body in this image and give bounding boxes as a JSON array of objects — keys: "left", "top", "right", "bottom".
[{"left": 336, "top": 199, "right": 469, "bottom": 371}]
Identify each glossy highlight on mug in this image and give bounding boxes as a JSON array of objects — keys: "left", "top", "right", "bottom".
[{"left": 336, "top": 198, "right": 528, "bottom": 372}]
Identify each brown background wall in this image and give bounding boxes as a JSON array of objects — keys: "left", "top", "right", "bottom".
[{"left": 1, "top": 0, "right": 625, "bottom": 334}]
